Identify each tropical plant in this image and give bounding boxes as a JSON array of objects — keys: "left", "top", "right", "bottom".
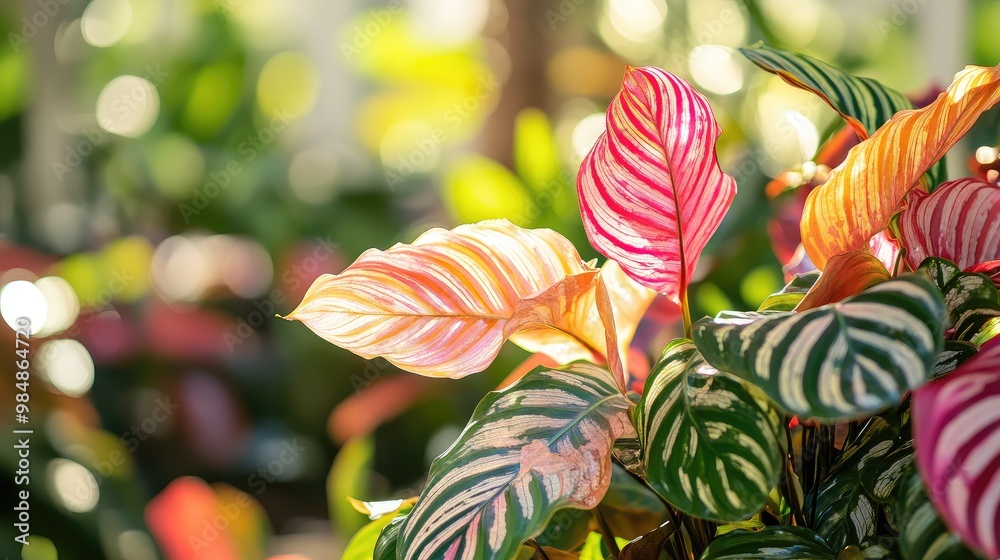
[{"left": 288, "top": 45, "right": 1000, "bottom": 560}]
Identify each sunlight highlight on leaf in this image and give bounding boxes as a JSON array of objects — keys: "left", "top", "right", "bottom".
[
  {"left": 802, "top": 63, "right": 1000, "bottom": 269},
  {"left": 577, "top": 66, "right": 737, "bottom": 305}
]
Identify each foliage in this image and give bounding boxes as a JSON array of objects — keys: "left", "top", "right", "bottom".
[{"left": 288, "top": 48, "right": 1000, "bottom": 560}]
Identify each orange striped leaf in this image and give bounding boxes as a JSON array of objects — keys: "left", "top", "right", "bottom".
[
  {"left": 796, "top": 251, "right": 891, "bottom": 311},
  {"left": 899, "top": 177, "right": 1000, "bottom": 270},
  {"left": 802, "top": 64, "right": 1000, "bottom": 269},
  {"left": 286, "top": 220, "right": 649, "bottom": 382},
  {"left": 509, "top": 260, "right": 655, "bottom": 377}
]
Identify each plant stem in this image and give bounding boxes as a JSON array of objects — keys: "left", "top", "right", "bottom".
[
  {"left": 681, "top": 288, "right": 693, "bottom": 338},
  {"left": 784, "top": 423, "right": 808, "bottom": 527},
  {"left": 594, "top": 507, "right": 621, "bottom": 559},
  {"left": 528, "top": 539, "right": 550, "bottom": 560}
]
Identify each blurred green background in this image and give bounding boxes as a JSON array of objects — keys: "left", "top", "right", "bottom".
[{"left": 0, "top": 0, "right": 997, "bottom": 558}]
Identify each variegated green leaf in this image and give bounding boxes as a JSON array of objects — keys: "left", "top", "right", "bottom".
[
  {"left": 971, "top": 316, "right": 1000, "bottom": 346},
  {"left": 635, "top": 339, "right": 783, "bottom": 521},
  {"left": 692, "top": 276, "right": 945, "bottom": 420},
  {"left": 375, "top": 515, "right": 405, "bottom": 560},
  {"left": 860, "top": 440, "right": 914, "bottom": 503},
  {"left": 399, "top": 363, "right": 634, "bottom": 560},
  {"left": 952, "top": 298, "right": 1000, "bottom": 342},
  {"left": 808, "top": 418, "right": 897, "bottom": 549},
  {"left": 739, "top": 45, "right": 910, "bottom": 138},
  {"left": 344, "top": 514, "right": 403, "bottom": 560},
  {"left": 858, "top": 537, "right": 900, "bottom": 559},
  {"left": 917, "top": 258, "right": 961, "bottom": 294},
  {"left": 935, "top": 271, "right": 1000, "bottom": 343},
  {"left": 896, "top": 468, "right": 982, "bottom": 560},
  {"left": 343, "top": 502, "right": 412, "bottom": 560},
  {"left": 758, "top": 272, "right": 820, "bottom": 312},
  {"left": 739, "top": 44, "right": 945, "bottom": 186},
  {"left": 700, "top": 526, "right": 837, "bottom": 559},
  {"left": 941, "top": 273, "right": 997, "bottom": 313},
  {"left": 931, "top": 341, "right": 979, "bottom": 378}
]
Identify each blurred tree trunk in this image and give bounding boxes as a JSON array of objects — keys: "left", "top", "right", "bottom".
[
  {"left": 21, "top": 0, "right": 85, "bottom": 252},
  {"left": 478, "top": 0, "right": 550, "bottom": 167}
]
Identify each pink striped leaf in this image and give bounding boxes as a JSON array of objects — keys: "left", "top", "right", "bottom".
[
  {"left": 899, "top": 178, "right": 1000, "bottom": 270},
  {"left": 577, "top": 66, "right": 737, "bottom": 305},
  {"left": 913, "top": 337, "right": 1000, "bottom": 558},
  {"left": 968, "top": 260, "right": 1000, "bottom": 289},
  {"left": 286, "top": 220, "right": 648, "bottom": 382}
]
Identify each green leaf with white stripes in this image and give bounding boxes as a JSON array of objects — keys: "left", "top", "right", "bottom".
[
  {"left": 807, "top": 417, "right": 897, "bottom": 549},
  {"left": 931, "top": 341, "right": 979, "bottom": 378},
  {"left": 635, "top": 339, "right": 783, "bottom": 521},
  {"left": 398, "top": 362, "right": 634, "bottom": 560},
  {"left": 375, "top": 515, "right": 405, "bottom": 560},
  {"left": 739, "top": 44, "right": 946, "bottom": 186},
  {"left": 860, "top": 440, "right": 914, "bottom": 503},
  {"left": 936, "top": 271, "right": 1000, "bottom": 342},
  {"left": 740, "top": 44, "right": 912, "bottom": 139},
  {"left": 917, "top": 258, "right": 961, "bottom": 294},
  {"left": 941, "top": 273, "right": 997, "bottom": 314},
  {"left": 701, "top": 526, "right": 900, "bottom": 559},
  {"left": 757, "top": 272, "right": 820, "bottom": 312},
  {"left": 343, "top": 503, "right": 411, "bottom": 560},
  {"left": 700, "top": 526, "right": 837, "bottom": 559},
  {"left": 691, "top": 276, "right": 946, "bottom": 420},
  {"left": 953, "top": 299, "right": 1000, "bottom": 342},
  {"left": 859, "top": 537, "right": 901, "bottom": 559},
  {"left": 896, "top": 467, "right": 982, "bottom": 560}
]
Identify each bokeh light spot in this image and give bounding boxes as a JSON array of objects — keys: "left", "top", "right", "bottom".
[
  {"left": 257, "top": 52, "right": 318, "bottom": 120},
  {"left": 34, "top": 277, "right": 80, "bottom": 337},
  {"left": 1, "top": 280, "right": 48, "bottom": 335},
  {"left": 689, "top": 45, "right": 744, "bottom": 95},
  {"left": 96, "top": 75, "right": 160, "bottom": 137},
  {"left": 82, "top": 0, "right": 133, "bottom": 47},
  {"left": 410, "top": 0, "right": 491, "bottom": 45},
  {"left": 40, "top": 340, "right": 96, "bottom": 397},
  {"left": 607, "top": 0, "right": 667, "bottom": 39},
  {"left": 20, "top": 535, "right": 58, "bottom": 560},
  {"left": 571, "top": 113, "right": 607, "bottom": 159},
  {"left": 289, "top": 148, "right": 338, "bottom": 205},
  {"left": 148, "top": 135, "right": 206, "bottom": 198},
  {"left": 976, "top": 146, "right": 998, "bottom": 165},
  {"left": 49, "top": 459, "right": 100, "bottom": 513}
]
